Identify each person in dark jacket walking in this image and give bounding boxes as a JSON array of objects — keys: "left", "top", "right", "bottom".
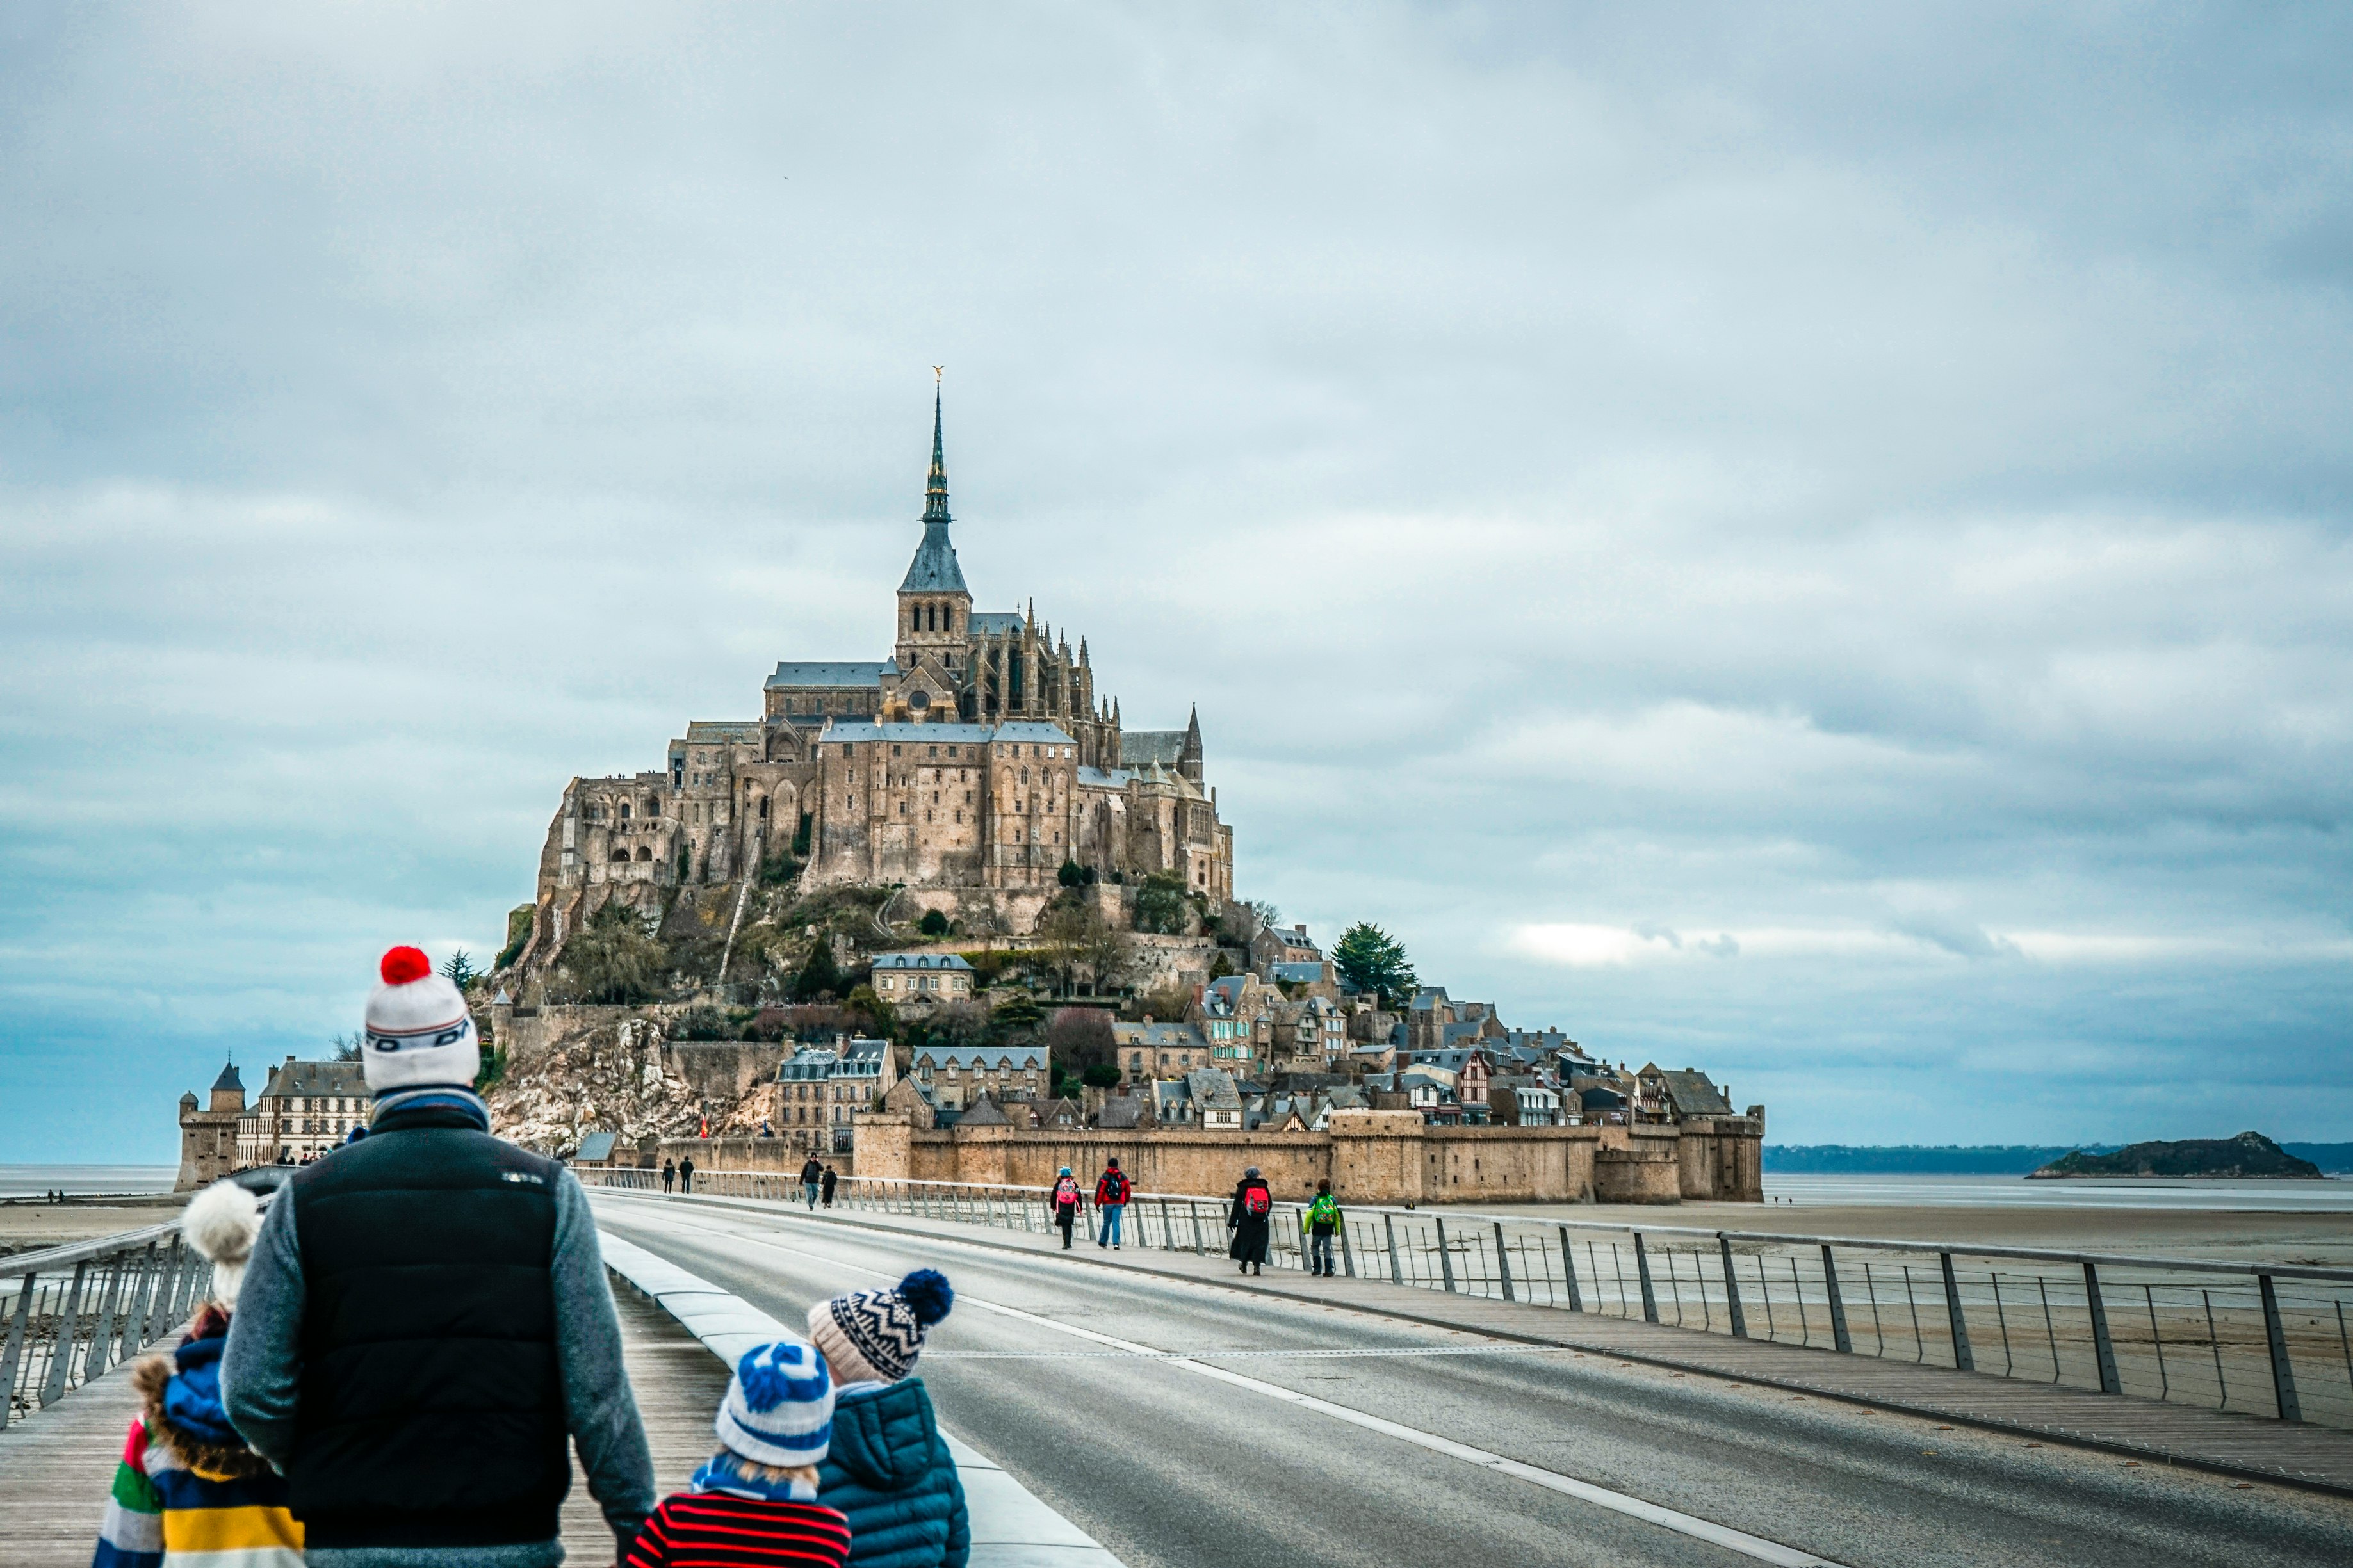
[
  {"left": 1228, "top": 1166, "right": 1272, "bottom": 1275},
  {"left": 1049, "top": 1167, "right": 1081, "bottom": 1249},
  {"left": 801, "top": 1154, "right": 825, "bottom": 1209},
  {"left": 680, "top": 1154, "right": 697, "bottom": 1193},
  {"left": 663, "top": 1156, "right": 676, "bottom": 1192},
  {"left": 821, "top": 1165, "right": 839, "bottom": 1208},
  {"left": 808, "top": 1270, "right": 967, "bottom": 1568},
  {"left": 222, "top": 946, "right": 655, "bottom": 1568}
]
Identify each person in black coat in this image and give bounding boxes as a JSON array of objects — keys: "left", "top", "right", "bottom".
[{"left": 1228, "top": 1166, "right": 1272, "bottom": 1276}]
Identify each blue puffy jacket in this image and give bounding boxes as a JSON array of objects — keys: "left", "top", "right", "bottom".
[{"left": 815, "top": 1379, "right": 970, "bottom": 1568}]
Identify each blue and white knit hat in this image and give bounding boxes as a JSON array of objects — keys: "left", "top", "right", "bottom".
[
  {"left": 806, "top": 1269, "right": 954, "bottom": 1385},
  {"left": 715, "top": 1339, "right": 833, "bottom": 1468}
]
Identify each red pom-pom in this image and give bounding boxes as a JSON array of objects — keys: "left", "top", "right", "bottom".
[{"left": 380, "top": 946, "right": 433, "bottom": 985}]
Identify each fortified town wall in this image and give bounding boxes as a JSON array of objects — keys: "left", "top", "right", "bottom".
[{"left": 643, "top": 1108, "right": 1763, "bottom": 1205}]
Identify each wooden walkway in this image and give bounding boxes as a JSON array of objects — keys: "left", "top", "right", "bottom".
[
  {"left": 0, "top": 1289, "right": 726, "bottom": 1567},
  {"left": 619, "top": 1188, "right": 2353, "bottom": 1496}
]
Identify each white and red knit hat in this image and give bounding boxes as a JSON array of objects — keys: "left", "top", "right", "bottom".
[{"left": 362, "top": 945, "right": 480, "bottom": 1094}]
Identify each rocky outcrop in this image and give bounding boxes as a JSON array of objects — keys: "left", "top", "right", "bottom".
[{"left": 2029, "top": 1131, "right": 2322, "bottom": 1180}]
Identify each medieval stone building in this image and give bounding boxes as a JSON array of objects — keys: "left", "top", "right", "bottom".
[{"left": 528, "top": 387, "right": 1233, "bottom": 942}]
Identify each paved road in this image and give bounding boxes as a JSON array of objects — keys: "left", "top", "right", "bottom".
[{"left": 590, "top": 1191, "right": 2353, "bottom": 1568}]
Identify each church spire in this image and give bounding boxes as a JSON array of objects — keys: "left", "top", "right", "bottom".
[{"left": 923, "top": 371, "right": 950, "bottom": 526}]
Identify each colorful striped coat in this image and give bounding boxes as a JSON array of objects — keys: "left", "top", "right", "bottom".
[{"left": 92, "top": 1316, "right": 304, "bottom": 1568}]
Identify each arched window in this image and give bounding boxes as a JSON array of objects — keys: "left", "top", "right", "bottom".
[
  {"left": 610, "top": 848, "right": 628, "bottom": 862},
  {"left": 636, "top": 846, "right": 653, "bottom": 861},
  {"left": 759, "top": 796, "right": 770, "bottom": 819}
]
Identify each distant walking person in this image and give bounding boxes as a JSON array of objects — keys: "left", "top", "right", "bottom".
[
  {"left": 663, "top": 1157, "right": 677, "bottom": 1192},
  {"left": 801, "top": 1154, "right": 824, "bottom": 1210},
  {"left": 820, "top": 1165, "right": 838, "bottom": 1208},
  {"left": 1303, "top": 1179, "right": 1342, "bottom": 1277},
  {"left": 680, "top": 1154, "right": 697, "bottom": 1194},
  {"left": 223, "top": 945, "right": 655, "bottom": 1566},
  {"left": 1050, "top": 1167, "right": 1081, "bottom": 1249},
  {"left": 1093, "top": 1159, "right": 1130, "bottom": 1250},
  {"left": 1228, "top": 1166, "right": 1271, "bottom": 1276}
]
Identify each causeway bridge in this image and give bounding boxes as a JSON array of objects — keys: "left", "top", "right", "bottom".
[{"left": 9, "top": 1177, "right": 2353, "bottom": 1566}]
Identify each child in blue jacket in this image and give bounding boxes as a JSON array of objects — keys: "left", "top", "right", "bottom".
[{"left": 805, "top": 1270, "right": 968, "bottom": 1568}]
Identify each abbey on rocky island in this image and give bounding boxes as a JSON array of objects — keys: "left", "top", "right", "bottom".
[{"left": 528, "top": 386, "right": 1233, "bottom": 940}]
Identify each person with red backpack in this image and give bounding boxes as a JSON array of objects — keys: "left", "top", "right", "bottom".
[
  {"left": 1093, "top": 1158, "right": 1131, "bottom": 1250},
  {"left": 1050, "top": 1165, "right": 1082, "bottom": 1249},
  {"left": 1227, "top": 1166, "right": 1273, "bottom": 1276}
]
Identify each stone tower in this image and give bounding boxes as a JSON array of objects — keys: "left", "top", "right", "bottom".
[
  {"left": 893, "top": 379, "right": 972, "bottom": 682},
  {"left": 177, "top": 1059, "right": 246, "bottom": 1191}
]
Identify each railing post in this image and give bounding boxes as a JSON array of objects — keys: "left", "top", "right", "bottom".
[
  {"left": 1717, "top": 1234, "right": 1747, "bottom": 1338},
  {"left": 118, "top": 1244, "right": 158, "bottom": 1362},
  {"left": 1494, "top": 1222, "right": 1515, "bottom": 1302},
  {"left": 1383, "top": 1213, "right": 1403, "bottom": 1287},
  {"left": 1821, "top": 1243, "right": 1853, "bottom": 1354},
  {"left": 1339, "top": 1219, "right": 1357, "bottom": 1279},
  {"left": 1558, "top": 1226, "right": 1583, "bottom": 1312},
  {"left": 2083, "top": 1260, "right": 2121, "bottom": 1394},
  {"left": 1, "top": 1270, "right": 36, "bottom": 1426},
  {"left": 40, "top": 1260, "right": 92, "bottom": 1405},
  {"left": 2258, "top": 1272, "right": 2303, "bottom": 1422},
  {"left": 1939, "top": 1252, "right": 1974, "bottom": 1372},
  {"left": 84, "top": 1256, "right": 126, "bottom": 1380},
  {"left": 1633, "top": 1232, "right": 1659, "bottom": 1323},
  {"left": 146, "top": 1238, "right": 184, "bottom": 1346},
  {"left": 1435, "top": 1218, "right": 1457, "bottom": 1293},
  {"left": 1189, "top": 1200, "right": 1205, "bottom": 1256}
]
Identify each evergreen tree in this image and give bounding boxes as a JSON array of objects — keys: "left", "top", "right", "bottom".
[{"left": 1333, "top": 921, "right": 1417, "bottom": 1006}]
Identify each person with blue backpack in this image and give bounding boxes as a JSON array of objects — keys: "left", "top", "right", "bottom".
[{"left": 1226, "top": 1166, "right": 1272, "bottom": 1276}]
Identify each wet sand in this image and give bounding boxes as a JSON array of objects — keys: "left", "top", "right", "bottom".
[
  {"left": 1480, "top": 1197, "right": 2353, "bottom": 1268},
  {"left": 0, "top": 1195, "right": 187, "bottom": 1259}
]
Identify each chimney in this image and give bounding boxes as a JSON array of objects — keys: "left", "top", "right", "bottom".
[{"left": 1294, "top": 924, "right": 1307, "bottom": 938}]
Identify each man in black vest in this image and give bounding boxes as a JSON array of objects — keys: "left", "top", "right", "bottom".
[{"left": 224, "top": 946, "right": 655, "bottom": 1567}]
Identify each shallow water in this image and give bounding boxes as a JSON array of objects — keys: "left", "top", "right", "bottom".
[
  {"left": 1763, "top": 1171, "right": 2353, "bottom": 1211},
  {"left": 0, "top": 1163, "right": 177, "bottom": 1197}
]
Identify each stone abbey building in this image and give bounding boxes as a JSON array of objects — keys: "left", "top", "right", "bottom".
[{"left": 528, "top": 389, "right": 1233, "bottom": 939}]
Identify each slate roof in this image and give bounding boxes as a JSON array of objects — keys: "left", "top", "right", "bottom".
[
  {"left": 969, "top": 611, "right": 1025, "bottom": 636},
  {"left": 1098, "top": 1097, "right": 1150, "bottom": 1129},
  {"left": 874, "top": 952, "right": 975, "bottom": 973},
  {"left": 211, "top": 1061, "right": 244, "bottom": 1094},
  {"left": 765, "top": 661, "right": 895, "bottom": 690},
  {"left": 575, "top": 1132, "right": 618, "bottom": 1162},
  {"left": 1186, "top": 1067, "right": 1243, "bottom": 1110},
  {"left": 683, "top": 722, "right": 761, "bottom": 741},
  {"left": 1323, "top": 1085, "right": 1369, "bottom": 1110},
  {"left": 956, "top": 1093, "right": 1010, "bottom": 1126},
  {"left": 915, "top": 1045, "right": 1047, "bottom": 1071},
  {"left": 777, "top": 1048, "right": 840, "bottom": 1083},
  {"left": 818, "top": 720, "right": 1077, "bottom": 748},
  {"left": 1122, "top": 730, "right": 1188, "bottom": 766},
  {"left": 1270, "top": 962, "right": 1328, "bottom": 986},
  {"left": 1075, "top": 766, "right": 1134, "bottom": 789},
  {"left": 900, "top": 519, "right": 969, "bottom": 593},
  {"left": 1654, "top": 1069, "right": 1734, "bottom": 1118},
  {"left": 259, "top": 1060, "right": 368, "bottom": 1099},
  {"left": 1111, "top": 1021, "right": 1208, "bottom": 1049}
]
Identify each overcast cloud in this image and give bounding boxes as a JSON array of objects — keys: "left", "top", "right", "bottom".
[{"left": 4, "top": 3, "right": 2349, "bottom": 1160}]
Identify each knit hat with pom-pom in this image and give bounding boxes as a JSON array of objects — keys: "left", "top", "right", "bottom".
[
  {"left": 362, "top": 945, "right": 480, "bottom": 1094},
  {"left": 715, "top": 1339, "right": 833, "bottom": 1467},
  {"left": 806, "top": 1269, "right": 953, "bottom": 1385},
  {"left": 182, "top": 1180, "right": 263, "bottom": 1308}
]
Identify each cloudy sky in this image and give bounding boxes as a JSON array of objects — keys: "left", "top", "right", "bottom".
[{"left": 5, "top": 3, "right": 2349, "bottom": 1162}]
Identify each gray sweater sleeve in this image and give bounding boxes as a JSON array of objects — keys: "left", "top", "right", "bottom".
[
  {"left": 220, "top": 1192, "right": 305, "bottom": 1467},
  {"left": 551, "top": 1170, "right": 657, "bottom": 1548}
]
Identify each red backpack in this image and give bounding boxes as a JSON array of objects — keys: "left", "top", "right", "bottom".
[
  {"left": 1242, "top": 1184, "right": 1270, "bottom": 1218},
  {"left": 1054, "top": 1176, "right": 1080, "bottom": 1206}
]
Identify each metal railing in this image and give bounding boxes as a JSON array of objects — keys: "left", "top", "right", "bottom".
[
  {"left": 3, "top": 1225, "right": 215, "bottom": 1428},
  {"left": 580, "top": 1167, "right": 2353, "bottom": 1429}
]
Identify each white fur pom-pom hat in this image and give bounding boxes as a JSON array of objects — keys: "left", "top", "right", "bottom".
[{"left": 182, "top": 1180, "right": 263, "bottom": 1308}]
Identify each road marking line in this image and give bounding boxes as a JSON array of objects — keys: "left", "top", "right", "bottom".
[
  {"left": 612, "top": 1207, "right": 1846, "bottom": 1568},
  {"left": 927, "top": 1345, "right": 1567, "bottom": 1359}
]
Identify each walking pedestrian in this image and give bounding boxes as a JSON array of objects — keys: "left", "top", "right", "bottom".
[
  {"left": 1093, "top": 1158, "right": 1130, "bottom": 1250},
  {"left": 223, "top": 945, "right": 655, "bottom": 1566},
  {"left": 664, "top": 1157, "right": 677, "bottom": 1193},
  {"left": 624, "top": 1339, "right": 851, "bottom": 1567},
  {"left": 1228, "top": 1165, "right": 1271, "bottom": 1276},
  {"left": 90, "top": 1181, "right": 303, "bottom": 1567},
  {"left": 1303, "top": 1179, "right": 1342, "bottom": 1277},
  {"left": 1050, "top": 1166, "right": 1081, "bottom": 1249},
  {"left": 680, "top": 1154, "right": 697, "bottom": 1194},
  {"left": 807, "top": 1270, "right": 968, "bottom": 1567},
  {"left": 801, "top": 1154, "right": 824, "bottom": 1210},
  {"left": 820, "top": 1165, "right": 838, "bottom": 1208}
]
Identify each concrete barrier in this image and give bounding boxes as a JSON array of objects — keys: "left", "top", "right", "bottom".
[{"left": 599, "top": 1230, "right": 1123, "bottom": 1567}]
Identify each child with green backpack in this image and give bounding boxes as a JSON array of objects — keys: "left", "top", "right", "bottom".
[{"left": 1303, "top": 1179, "right": 1343, "bottom": 1277}]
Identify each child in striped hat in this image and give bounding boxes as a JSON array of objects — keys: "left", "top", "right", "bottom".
[{"left": 626, "top": 1339, "right": 851, "bottom": 1568}]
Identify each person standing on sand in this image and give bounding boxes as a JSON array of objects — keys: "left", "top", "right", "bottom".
[
  {"left": 222, "top": 945, "right": 655, "bottom": 1568},
  {"left": 1228, "top": 1166, "right": 1271, "bottom": 1276}
]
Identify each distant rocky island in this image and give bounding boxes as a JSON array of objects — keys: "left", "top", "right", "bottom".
[{"left": 2028, "top": 1131, "right": 2324, "bottom": 1181}]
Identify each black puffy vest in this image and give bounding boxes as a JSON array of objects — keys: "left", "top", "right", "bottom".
[{"left": 285, "top": 1105, "right": 567, "bottom": 1548}]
